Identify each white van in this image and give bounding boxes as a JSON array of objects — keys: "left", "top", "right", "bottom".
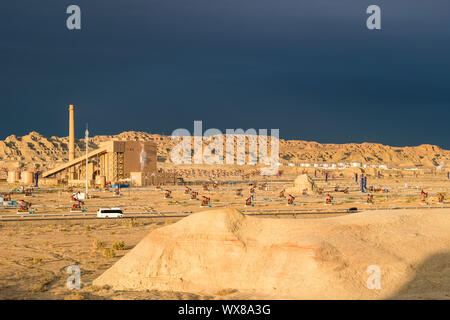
[{"left": 97, "top": 208, "right": 124, "bottom": 218}]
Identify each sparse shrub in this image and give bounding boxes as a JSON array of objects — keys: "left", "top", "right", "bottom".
[
  {"left": 124, "top": 218, "right": 139, "bottom": 227},
  {"left": 32, "top": 257, "right": 43, "bottom": 264},
  {"left": 24, "top": 257, "right": 43, "bottom": 266},
  {"left": 92, "top": 239, "right": 105, "bottom": 249},
  {"left": 102, "top": 248, "right": 116, "bottom": 258},
  {"left": 64, "top": 293, "right": 85, "bottom": 300},
  {"left": 89, "top": 285, "right": 103, "bottom": 292},
  {"left": 31, "top": 275, "right": 53, "bottom": 293},
  {"left": 215, "top": 288, "right": 238, "bottom": 296},
  {"left": 112, "top": 241, "right": 125, "bottom": 250},
  {"left": 31, "top": 284, "right": 47, "bottom": 293}
]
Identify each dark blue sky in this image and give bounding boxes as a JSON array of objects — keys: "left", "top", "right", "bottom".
[{"left": 1, "top": 1, "right": 450, "bottom": 147}]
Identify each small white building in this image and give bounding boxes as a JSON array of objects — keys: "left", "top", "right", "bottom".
[{"left": 351, "top": 162, "right": 362, "bottom": 168}]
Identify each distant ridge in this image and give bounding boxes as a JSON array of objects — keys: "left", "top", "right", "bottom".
[{"left": 0, "top": 131, "right": 449, "bottom": 171}]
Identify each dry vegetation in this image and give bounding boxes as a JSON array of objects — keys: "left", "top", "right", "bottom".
[{"left": 0, "top": 217, "right": 208, "bottom": 299}]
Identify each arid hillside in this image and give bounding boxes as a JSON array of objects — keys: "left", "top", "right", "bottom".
[
  {"left": 0, "top": 131, "right": 449, "bottom": 172},
  {"left": 93, "top": 208, "right": 450, "bottom": 299}
]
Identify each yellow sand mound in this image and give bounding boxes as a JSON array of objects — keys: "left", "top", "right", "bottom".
[
  {"left": 285, "top": 174, "right": 316, "bottom": 195},
  {"left": 93, "top": 208, "right": 450, "bottom": 299}
]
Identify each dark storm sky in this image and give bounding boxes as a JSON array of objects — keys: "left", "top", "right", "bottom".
[{"left": 1, "top": 1, "right": 450, "bottom": 147}]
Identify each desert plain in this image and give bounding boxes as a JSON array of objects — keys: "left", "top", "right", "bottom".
[
  {"left": 0, "top": 164, "right": 449, "bottom": 299},
  {"left": 0, "top": 132, "right": 449, "bottom": 300}
]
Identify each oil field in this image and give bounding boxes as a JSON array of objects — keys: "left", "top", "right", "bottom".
[
  {"left": 0, "top": 107, "right": 449, "bottom": 299},
  {"left": 2, "top": 1, "right": 450, "bottom": 304}
]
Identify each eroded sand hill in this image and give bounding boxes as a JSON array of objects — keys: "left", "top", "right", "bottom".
[
  {"left": 93, "top": 208, "right": 450, "bottom": 299},
  {"left": 285, "top": 174, "right": 316, "bottom": 195}
]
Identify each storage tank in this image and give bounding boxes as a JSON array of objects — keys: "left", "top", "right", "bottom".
[
  {"left": 7, "top": 171, "right": 20, "bottom": 183},
  {"left": 130, "top": 172, "right": 143, "bottom": 187},
  {"left": 21, "top": 171, "right": 34, "bottom": 185},
  {"left": 95, "top": 175, "right": 106, "bottom": 186},
  {"left": 41, "top": 178, "right": 59, "bottom": 186}
]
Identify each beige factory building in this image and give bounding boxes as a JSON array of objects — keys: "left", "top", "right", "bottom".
[{"left": 42, "top": 105, "right": 159, "bottom": 186}]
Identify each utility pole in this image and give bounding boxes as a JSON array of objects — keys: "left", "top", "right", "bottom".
[{"left": 85, "top": 124, "right": 89, "bottom": 199}]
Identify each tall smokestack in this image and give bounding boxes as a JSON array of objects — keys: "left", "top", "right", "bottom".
[{"left": 69, "top": 105, "right": 75, "bottom": 162}]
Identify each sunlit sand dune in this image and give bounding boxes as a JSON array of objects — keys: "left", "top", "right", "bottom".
[{"left": 94, "top": 208, "right": 450, "bottom": 299}]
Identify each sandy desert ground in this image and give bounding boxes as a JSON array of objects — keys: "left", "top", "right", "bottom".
[{"left": 0, "top": 171, "right": 449, "bottom": 300}]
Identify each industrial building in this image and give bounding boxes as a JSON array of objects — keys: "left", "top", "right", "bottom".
[{"left": 42, "top": 105, "right": 158, "bottom": 186}]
